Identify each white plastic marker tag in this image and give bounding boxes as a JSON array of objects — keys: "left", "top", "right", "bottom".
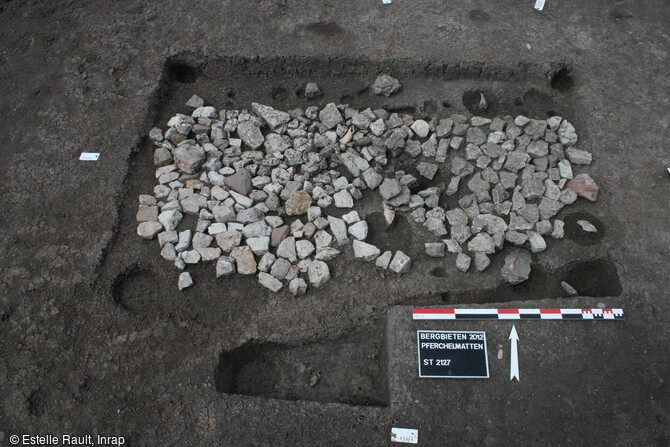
[
  {"left": 382, "top": 0, "right": 392, "bottom": 4},
  {"left": 79, "top": 152, "right": 100, "bottom": 161},
  {"left": 534, "top": 0, "right": 545, "bottom": 11},
  {"left": 391, "top": 428, "right": 418, "bottom": 444}
]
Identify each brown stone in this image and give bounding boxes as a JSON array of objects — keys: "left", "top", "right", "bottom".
[
  {"left": 567, "top": 174, "right": 599, "bottom": 202},
  {"left": 271, "top": 225, "right": 290, "bottom": 247},
  {"left": 224, "top": 168, "right": 252, "bottom": 196},
  {"left": 284, "top": 191, "right": 312, "bottom": 216},
  {"left": 230, "top": 246, "right": 257, "bottom": 275}
]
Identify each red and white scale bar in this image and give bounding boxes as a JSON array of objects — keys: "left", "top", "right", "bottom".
[{"left": 412, "top": 308, "right": 624, "bottom": 320}]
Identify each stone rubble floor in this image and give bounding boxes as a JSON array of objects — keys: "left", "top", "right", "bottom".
[{"left": 138, "top": 88, "right": 598, "bottom": 294}]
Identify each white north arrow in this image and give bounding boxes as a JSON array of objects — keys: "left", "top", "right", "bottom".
[{"left": 509, "top": 325, "right": 520, "bottom": 382}]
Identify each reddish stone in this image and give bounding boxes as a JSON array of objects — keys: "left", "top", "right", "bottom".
[
  {"left": 271, "top": 225, "right": 290, "bottom": 247},
  {"left": 567, "top": 174, "right": 599, "bottom": 202}
]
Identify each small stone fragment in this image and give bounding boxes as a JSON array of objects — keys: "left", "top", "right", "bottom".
[
  {"left": 561, "top": 281, "right": 578, "bottom": 296},
  {"left": 178, "top": 272, "right": 193, "bottom": 290},
  {"left": 577, "top": 220, "right": 598, "bottom": 233}
]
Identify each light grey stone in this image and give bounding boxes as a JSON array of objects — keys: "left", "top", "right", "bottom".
[
  {"left": 305, "top": 82, "right": 322, "bottom": 99},
  {"left": 192, "top": 232, "right": 213, "bottom": 249},
  {"left": 319, "top": 103, "right": 344, "bottom": 129},
  {"left": 289, "top": 278, "right": 308, "bottom": 296},
  {"left": 417, "top": 162, "right": 438, "bottom": 180},
  {"left": 557, "top": 120, "right": 578, "bottom": 146},
  {"left": 315, "top": 247, "right": 340, "bottom": 261},
  {"left": 247, "top": 236, "right": 270, "bottom": 255},
  {"left": 577, "top": 219, "right": 598, "bottom": 233},
  {"left": 443, "top": 239, "right": 462, "bottom": 253},
  {"left": 197, "top": 247, "right": 221, "bottom": 261},
  {"left": 526, "top": 140, "right": 549, "bottom": 158},
  {"left": 348, "top": 220, "right": 369, "bottom": 240},
  {"left": 551, "top": 219, "right": 565, "bottom": 239},
  {"left": 158, "top": 210, "right": 182, "bottom": 231},
  {"left": 237, "top": 120, "right": 265, "bottom": 150},
  {"left": 182, "top": 250, "right": 201, "bottom": 264},
  {"left": 424, "top": 217, "right": 448, "bottom": 236},
  {"left": 410, "top": 120, "right": 430, "bottom": 138},
  {"left": 527, "top": 231, "right": 547, "bottom": 253},
  {"left": 389, "top": 251, "right": 411, "bottom": 274},
  {"left": 327, "top": 216, "right": 350, "bottom": 246},
  {"left": 446, "top": 176, "right": 460, "bottom": 196},
  {"left": 467, "top": 233, "right": 495, "bottom": 254},
  {"left": 136, "top": 205, "right": 159, "bottom": 223},
  {"left": 353, "top": 240, "right": 381, "bottom": 261},
  {"left": 333, "top": 190, "right": 354, "bottom": 208},
  {"left": 505, "top": 230, "right": 528, "bottom": 246},
  {"left": 215, "top": 230, "right": 242, "bottom": 252},
  {"left": 308, "top": 260, "right": 331, "bottom": 287},
  {"left": 539, "top": 198, "right": 563, "bottom": 220},
  {"left": 137, "top": 221, "right": 163, "bottom": 240},
  {"left": 178, "top": 272, "right": 193, "bottom": 290},
  {"left": 258, "top": 272, "right": 283, "bottom": 292},
  {"left": 371, "top": 74, "right": 402, "bottom": 97},
  {"left": 474, "top": 252, "right": 490, "bottom": 272},
  {"left": 501, "top": 250, "right": 532, "bottom": 284},
  {"left": 561, "top": 281, "right": 578, "bottom": 296},
  {"left": 456, "top": 253, "right": 471, "bottom": 272},
  {"left": 450, "top": 224, "right": 471, "bottom": 244},
  {"left": 341, "top": 211, "right": 360, "bottom": 225},
  {"left": 425, "top": 242, "right": 446, "bottom": 257},
  {"left": 558, "top": 159, "right": 573, "bottom": 179},
  {"left": 258, "top": 252, "right": 276, "bottom": 272},
  {"left": 296, "top": 239, "right": 316, "bottom": 259},
  {"left": 252, "top": 103, "right": 290, "bottom": 129},
  {"left": 375, "top": 251, "right": 393, "bottom": 269},
  {"left": 565, "top": 147, "right": 592, "bottom": 165}
]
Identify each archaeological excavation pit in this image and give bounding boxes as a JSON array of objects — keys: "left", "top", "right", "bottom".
[{"left": 96, "top": 54, "right": 621, "bottom": 407}]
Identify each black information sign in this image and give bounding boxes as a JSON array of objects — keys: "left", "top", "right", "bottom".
[{"left": 417, "top": 330, "right": 489, "bottom": 378}]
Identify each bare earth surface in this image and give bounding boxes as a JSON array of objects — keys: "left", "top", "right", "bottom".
[{"left": 0, "top": 1, "right": 669, "bottom": 446}]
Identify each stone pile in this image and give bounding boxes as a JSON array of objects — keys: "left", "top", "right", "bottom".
[{"left": 137, "top": 80, "right": 597, "bottom": 292}]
